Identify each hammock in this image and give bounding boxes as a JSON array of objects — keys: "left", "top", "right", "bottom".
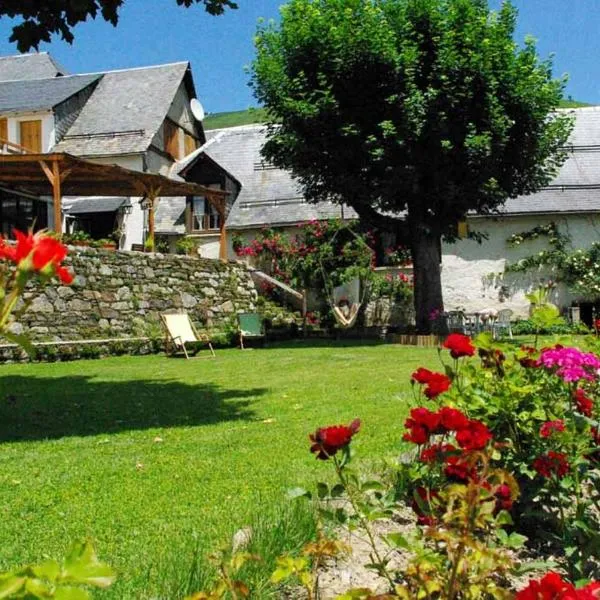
[{"left": 330, "top": 279, "right": 362, "bottom": 329}]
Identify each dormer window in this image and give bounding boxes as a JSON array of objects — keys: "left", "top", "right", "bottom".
[{"left": 189, "top": 196, "right": 221, "bottom": 232}]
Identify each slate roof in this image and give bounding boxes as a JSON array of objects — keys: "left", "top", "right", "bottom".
[
  {"left": 155, "top": 197, "right": 187, "bottom": 234},
  {"left": 63, "top": 197, "right": 131, "bottom": 215},
  {"left": 0, "top": 74, "right": 101, "bottom": 113},
  {"left": 0, "top": 52, "right": 67, "bottom": 81},
  {"left": 203, "top": 125, "right": 357, "bottom": 229},
  {"left": 54, "top": 62, "right": 190, "bottom": 156}
]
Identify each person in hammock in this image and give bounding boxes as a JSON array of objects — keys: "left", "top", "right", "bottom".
[{"left": 333, "top": 297, "right": 359, "bottom": 327}]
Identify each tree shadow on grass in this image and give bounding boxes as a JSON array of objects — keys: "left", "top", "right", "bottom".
[{"left": 0, "top": 375, "right": 265, "bottom": 443}]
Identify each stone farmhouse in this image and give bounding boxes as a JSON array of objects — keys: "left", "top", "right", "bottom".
[
  {"left": 158, "top": 116, "right": 600, "bottom": 320},
  {"left": 0, "top": 52, "right": 231, "bottom": 252}
]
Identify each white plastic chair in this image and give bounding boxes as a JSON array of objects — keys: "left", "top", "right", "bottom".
[{"left": 493, "top": 309, "right": 513, "bottom": 339}]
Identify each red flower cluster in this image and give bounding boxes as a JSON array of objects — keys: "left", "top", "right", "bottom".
[
  {"left": 442, "top": 333, "right": 476, "bottom": 359},
  {"left": 403, "top": 406, "right": 490, "bottom": 450},
  {"left": 494, "top": 484, "right": 513, "bottom": 512},
  {"left": 0, "top": 230, "right": 73, "bottom": 284},
  {"left": 516, "top": 572, "right": 600, "bottom": 599},
  {"left": 309, "top": 419, "right": 360, "bottom": 460},
  {"left": 540, "top": 420, "right": 566, "bottom": 438},
  {"left": 533, "top": 451, "right": 570, "bottom": 479},
  {"left": 518, "top": 345, "right": 538, "bottom": 369},
  {"left": 411, "top": 368, "right": 452, "bottom": 399},
  {"left": 573, "top": 388, "right": 594, "bottom": 417}
]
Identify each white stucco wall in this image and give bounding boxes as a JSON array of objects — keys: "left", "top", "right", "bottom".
[
  {"left": 442, "top": 213, "right": 600, "bottom": 317},
  {"left": 2, "top": 110, "right": 55, "bottom": 151}
]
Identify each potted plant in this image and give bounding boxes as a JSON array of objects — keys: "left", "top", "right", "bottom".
[
  {"left": 175, "top": 236, "right": 198, "bottom": 256},
  {"left": 144, "top": 237, "right": 155, "bottom": 253},
  {"left": 70, "top": 231, "right": 92, "bottom": 247},
  {"left": 97, "top": 238, "right": 117, "bottom": 250}
]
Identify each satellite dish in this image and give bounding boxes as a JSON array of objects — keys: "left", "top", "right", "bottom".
[{"left": 190, "top": 98, "right": 205, "bottom": 122}]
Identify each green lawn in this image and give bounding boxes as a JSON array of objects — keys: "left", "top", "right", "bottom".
[
  {"left": 0, "top": 341, "right": 437, "bottom": 599},
  {"left": 204, "top": 107, "right": 269, "bottom": 130}
]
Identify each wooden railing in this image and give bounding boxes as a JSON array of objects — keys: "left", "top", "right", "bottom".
[{"left": 0, "top": 137, "right": 35, "bottom": 155}]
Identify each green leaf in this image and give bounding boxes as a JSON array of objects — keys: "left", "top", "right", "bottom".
[
  {"left": 0, "top": 575, "right": 26, "bottom": 599},
  {"left": 62, "top": 541, "right": 116, "bottom": 589},
  {"left": 383, "top": 533, "right": 410, "bottom": 549},
  {"left": 330, "top": 483, "right": 345, "bottom": 498},
  {"left": 2, "top": 330, "right": 36, "bottom": 357},
  {"left": 513, "top": 560, "right": 558, "bottom": 575},
  {"left": 495, "top": 510, "right": 514, "bottom": 526},
  {"left": 32, "top": 560, "right": 61, "bottom": 582},
  {"left": 316, "top": 482, "right": 329, "bottom": 499},
  {"left": 287, "top": 487, "right": 312, "bottom": 500},
  {"left": 55, "top": 587, "right": 91, "bottom": 600}
]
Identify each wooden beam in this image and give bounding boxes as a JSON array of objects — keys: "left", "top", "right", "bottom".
[
  {"left": 38, "top": 160, "right": 55, "bottom": 186},
  {"left": 145, "top": 186, "right": 161, "bottom": 251}
]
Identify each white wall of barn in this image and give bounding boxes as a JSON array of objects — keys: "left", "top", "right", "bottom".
[{"left": 442, "top": 213, "right": 600, "bottom": 317}]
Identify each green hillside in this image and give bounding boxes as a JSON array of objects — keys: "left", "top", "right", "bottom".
[
  {"left": 204, "top": 107, "right": 268, "bottom": 130},
  {"left": 204, "top": 100, "right": 593, "bottom": 131}
]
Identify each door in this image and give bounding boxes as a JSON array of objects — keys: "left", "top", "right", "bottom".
[
  {"left": 0, "top": 118, "right": 7, "bottom": 143},
  {"left": 19, "top": 120, "right": 42, "bottom": 153}
]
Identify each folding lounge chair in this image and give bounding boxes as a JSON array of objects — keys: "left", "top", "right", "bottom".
[
  {"left": 238, "top": 312, "right": 265, "bottom": 350},
  {"left": 161, "top": 312, "right": 215, "bottom": 359}
]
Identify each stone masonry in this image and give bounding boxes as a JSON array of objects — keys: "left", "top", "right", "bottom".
[{"left": 5, "top": 248, "right": 258, "bottom": 343}]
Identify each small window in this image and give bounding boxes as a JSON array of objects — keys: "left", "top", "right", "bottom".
[
  {"left": 190, "top": 196, "right": 220, "bottom": 231},
  {"left": 164, "top": 120, "right": 180, "bottom": 159}
]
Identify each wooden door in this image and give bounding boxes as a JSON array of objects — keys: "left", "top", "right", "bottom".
[
  {"left": 0, "top": 118, "right": 7, "bottom": 142},
  {"left": 19, "top": 120, "right": 42, "bottom": 153}
]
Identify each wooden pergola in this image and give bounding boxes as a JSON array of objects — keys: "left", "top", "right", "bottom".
[{"left": 0, "top": 152, "right": 229, "bottom": 259}]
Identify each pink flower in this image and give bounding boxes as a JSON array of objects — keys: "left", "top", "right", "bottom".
[{"left": 538, "top": 347, "right": 600, "bottom": 383}]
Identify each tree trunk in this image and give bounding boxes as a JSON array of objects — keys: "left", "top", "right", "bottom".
[{"left": 410, "top": 223, "right": 445, "bottom": 334}]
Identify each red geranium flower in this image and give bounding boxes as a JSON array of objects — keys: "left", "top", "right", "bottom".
[
  {"left": 443, "top": 333, "right": 476, "bottom": 359},
  {"left": 533, "top": 451, "right": 570, "bottom": 479},
  {"left": 516, "top": 572, "right": 576, "bottom": 599},
  {"left": 540, "top": 420, "right": 566, "bottom": 438},
  {"left": 0, "top": 230, "right": 73, "bottom": 284},
  {"left": 494, "top": 483, "right": 513, "bottom": 512},
  {"left": 309, "top": 419, "right": 360, "bottom": 460},
  {"left": 419, "top": 443, "right": 457, "bottom": 463},
  {"left": 424, "top": 373, "right": 451, "bottom": 399},
  {"left": 574, "top": 389, "right": 594, "bottom": 417},
  {"left": 455, "top": 420, "right": 492, "bottom": 451},
  {"left": 403, "top": 407, "right": 441, "bottom": 445},
  {"left": 411, "top": 367, "right": 434, "bottom": 384},
  {"left": 411, "top": 368, "right": 452, "bottom": 399},
  {"left": 438, "top": 406, "right": 469, "bottom": 432},
  {"left": 444, "top": 454, "right": 476, "bottom": 482},
  {"left": 518, "top": 345, "right": 538, "bottom": 369}
]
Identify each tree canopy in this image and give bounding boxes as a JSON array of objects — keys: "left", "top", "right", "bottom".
[
  {"left": 251, "top": 0, "right": 573, "bottom": 332},
  {"left": 1, "top": 0, "right": 238, "bottom": 52}
]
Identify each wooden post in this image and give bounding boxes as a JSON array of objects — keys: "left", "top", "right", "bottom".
[
  {"left": 145, "top": 186, "right": 161, "bottom": 251},
  {"left": 52, "top": 160, "right": 62, "bottom": 235},
  {"left": 39, "top": 159, "right": 63, "bottom": 234},
  {"left": 215, "top": 196, "right": 227, "bottom": 261},
  {"left": 302, "top": 288, "right": 308, "bottom": 338}
]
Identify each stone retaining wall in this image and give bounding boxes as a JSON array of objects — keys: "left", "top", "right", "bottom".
[{"left": 5, "top": 248, "right": 258, "bottom": 343}]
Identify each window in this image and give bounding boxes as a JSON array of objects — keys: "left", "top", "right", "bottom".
[
  {"left": 19, "top": 120, "right": 42, "bottom": 153},
  {"left": 0, "top": 188, "right": 47, "bottom": 236},
  {"left": 190, "top": 196, "right": 221, "bottom": 231},
  {"left": 164, "top": 120, "right": 180, "bottom": 159}
]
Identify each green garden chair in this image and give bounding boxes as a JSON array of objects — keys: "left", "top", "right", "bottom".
[{"left": 238, "top": 313, "right": 265, "bottom": 350}]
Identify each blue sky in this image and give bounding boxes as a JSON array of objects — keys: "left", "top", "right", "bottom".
[{"left": 0, "top": 0, "right": 598, "bottom": 114}]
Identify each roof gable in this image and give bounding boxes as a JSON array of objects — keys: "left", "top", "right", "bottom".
[
  {"left": 54, "top": 62, "right": 190, "bottom": 156},
  {"left": 0, "top": 52, "right": 67, "bottom": 81},
  {"left": 0, "top": 74, "right": 101, "bottom": 114}
]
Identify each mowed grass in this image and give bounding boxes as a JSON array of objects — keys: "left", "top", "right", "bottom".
[{"left": 0, "top": 341, "right": 438, "bottom": 598}]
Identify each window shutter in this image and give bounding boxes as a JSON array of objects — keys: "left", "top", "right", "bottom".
[
  {"left": 457, "top": 221, "right": 469, "bottom": 239},
  {"left": 0, "top": 118, "right": 7, "bottom": 142},
  {"left": 184, "top": 133, "right": 197, "bottom": 156},
  {"left": 164, "top": 120, "right": 180, "bottom": 159},
  {"left": 19, "top": 120, "right": 42, "bottom": 153}
]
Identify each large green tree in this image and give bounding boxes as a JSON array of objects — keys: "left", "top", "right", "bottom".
[
  {"left": 2, "top": 0, "right": 238, "bottom": 52},
  {"left": 251, "top": 0, "right": 573, "bottom": 333}
]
